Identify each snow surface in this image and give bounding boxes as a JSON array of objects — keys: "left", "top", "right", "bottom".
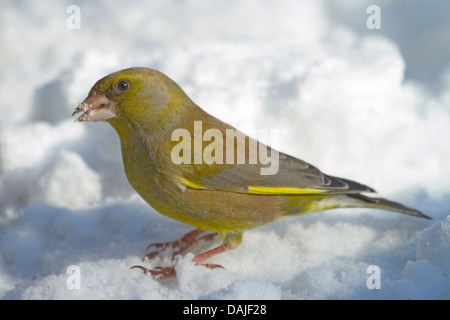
[{"left": 1, "top": 0, "right": 450, "bottom": 299}]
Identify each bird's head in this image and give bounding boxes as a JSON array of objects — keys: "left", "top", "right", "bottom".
[{"left": 73, "top": 67, "right": 191, "bottom": 134}]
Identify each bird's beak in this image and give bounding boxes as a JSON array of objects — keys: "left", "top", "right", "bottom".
[{"left": 72, "top": 93, "right": 116, "bottom": 122}]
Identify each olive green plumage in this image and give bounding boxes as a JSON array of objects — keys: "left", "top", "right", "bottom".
[{"left": 74, "top": 67, "right": 429, "bottom": 253}]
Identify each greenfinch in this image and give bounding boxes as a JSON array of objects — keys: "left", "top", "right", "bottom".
[{"left": 73, "top": 67, "right": 429, "bottom": 279}]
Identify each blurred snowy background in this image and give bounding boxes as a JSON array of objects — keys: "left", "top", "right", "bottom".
[{"left": 1, "top": 0, "right": 449, "bottom": 299}]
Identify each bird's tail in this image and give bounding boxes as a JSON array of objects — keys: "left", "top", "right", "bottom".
[{"left": 345, "top": 194, "right": 431, "bottom": 219}]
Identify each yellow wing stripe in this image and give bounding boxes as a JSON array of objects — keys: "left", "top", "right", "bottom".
[
  {"left": 180, "top": 178, "right": 205, "bottom": 190},
  {"left": 181, "top": 178, "right": 327, "bottom": 195},
  {"left": 247, "top": 185, "right": 327, "bottom": 195}
]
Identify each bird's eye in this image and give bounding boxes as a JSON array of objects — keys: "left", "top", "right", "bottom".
[{"left": 116, "top": 80, "right": 130, "bottom": 92}]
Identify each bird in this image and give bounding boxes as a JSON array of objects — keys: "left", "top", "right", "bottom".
[{"left": 72, "top": 67, "right": 430, "bottom": 279}]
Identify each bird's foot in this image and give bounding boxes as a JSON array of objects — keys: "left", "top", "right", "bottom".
[
  {"left": 131, "top": 265, "right": 176, "bottom": 280},
  {"left": 133, "top": 241, "right": 229, "bottom": 280},
  {"left": 143, "top": 229, "right": 216, "bottom": 261},
  {"left": 131, "top": 263, "right": 224, "bottom": 280}
]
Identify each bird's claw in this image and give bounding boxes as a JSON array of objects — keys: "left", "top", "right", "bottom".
[
  {"left": 134, "top": 229, "right": 223, "bottom": 280},
  {"left": 143, "top": 229, "right": 216, "bottom": 261},
  {"left": 199, "top": 263, "right": 224, "bottom": 270},
  {"left": 131, "top": 265, "right": 176, "bottom": 280},
  {"left": 131, "top": 263, "right": 224, "bottom": 280},
  {"left": 143, "top": 240, "right": 187, "bottom": 261}
]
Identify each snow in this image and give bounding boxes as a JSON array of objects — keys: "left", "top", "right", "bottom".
[{"left": 1, "top": 0, "right": 449, "bottom": 300}]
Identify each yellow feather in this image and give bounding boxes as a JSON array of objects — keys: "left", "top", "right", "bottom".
[
  {"left": 247, "top": 185, "right": 326, "bottom": 195},
  {"left": 180, "top": 178, "right": 205, "bottom": 190},
  {"left": 180, "top": 177, "right": 327, "bottom": 195}
]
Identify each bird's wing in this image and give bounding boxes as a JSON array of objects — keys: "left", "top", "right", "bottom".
[{"left": 178, "top": 144, "right": 376, "bottom": 195}]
